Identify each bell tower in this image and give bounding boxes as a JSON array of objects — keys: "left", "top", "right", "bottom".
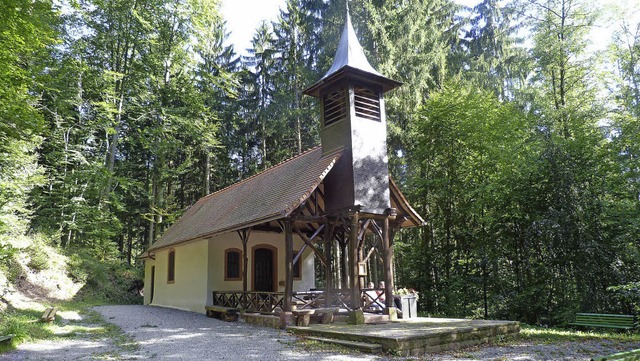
[{"left": 304, "top": 12, "right": 401, "bottom": 215}]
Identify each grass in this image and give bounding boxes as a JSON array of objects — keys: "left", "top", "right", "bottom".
[
  {"left": 519, "top": 325, "right": 640, "bottom": 344},
  {"left": 292, "top": 337, "right": 361, "bottom": 355},
  {"left": 0, "top": 300, "right": 138, "bottom": 355}
]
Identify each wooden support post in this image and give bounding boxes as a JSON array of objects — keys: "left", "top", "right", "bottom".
[
  {"left": 349, "top": 212, "right": 361, "bottom": 310},
  {"left": 358, "top": 230, "right": 365, "bottom": 290},
  {"left": 237, "top": 228, "right": 251, "bottom": 309},
  {"left": 382, "top": 211, "right": 394, "bottom": 309},
  {"left": 284, "top": 220, "right": 294, "bottom": 312},
  {"left": 340, "top": 238, "right": 348, "bottom": 289},
  {"left": 324, "top": 222, "right": 334, "bottom": 306},
  {"left": 240, "top": 230, "right": 250, "bottom": 294}
]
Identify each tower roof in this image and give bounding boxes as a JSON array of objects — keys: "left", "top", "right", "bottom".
[{"left": 304, "top": 13, "right": 402, "bottom": 98}]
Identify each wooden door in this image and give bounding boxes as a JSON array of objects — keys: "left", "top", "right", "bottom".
[{"left": 253, "top": 248, "right": 274, "bottom": 292}]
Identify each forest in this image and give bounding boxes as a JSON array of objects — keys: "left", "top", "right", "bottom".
[{"left": 0, "top": 0, "right": 639, "bottom": 325}]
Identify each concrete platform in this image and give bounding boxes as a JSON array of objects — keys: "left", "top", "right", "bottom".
[{"left": 288, "top": 317, "right": 520, "bottom": 356}]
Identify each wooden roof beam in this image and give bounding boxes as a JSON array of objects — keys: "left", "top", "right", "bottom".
[{"left": 293, "top": 225, "right": 328, "bottom": 267}]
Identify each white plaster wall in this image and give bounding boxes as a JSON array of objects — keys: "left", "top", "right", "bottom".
[
  {"left": 143, "top": 259, "right": 155, "bottom": 305},
  {"left": 142, "top": 230, "right": 317, "bottom": 312},
  {"left": 207, "top": 230, "right": 316, "bottom": 295},
  {"left": 151, "top": 240, "right": 209, "bottom": 314},
  {"left": 207, "top": 234, "right": 242, "bottom": 305}
]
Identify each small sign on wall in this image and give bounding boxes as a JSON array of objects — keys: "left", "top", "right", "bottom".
[{"left": 358, "top": 262, "right": 367, "bottom": 276}]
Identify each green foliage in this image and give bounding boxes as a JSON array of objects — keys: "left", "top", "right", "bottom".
[
  {"left": 0, "top": 316, "right": 30, "bottom": 344},
  {"left": 0, "top": 303, "right": 138, "bottom": 354},
  {"left": 66, "top": 253, "right": 88, "bottom": 284},
  {"left": 0, "top": 246, "right": 25, "bottom": 284},
  {"left": 66, "top": 247, "right": 142, "bottom": 304},
  {"left": 23, "top": 235, "right": 54, "bottom": 272},
  {"left": 520, "top": 325, "right": 640, "bottom": 343},
  {"left": 0, "top": 0, "right": 637, "bottom": 332},
  {"left": 0, "top": 0, "right": 56, "bottom": 145},
  {"left": 26, "top": 248, "right": 49, "bottom": 272},
  {"left": 0, "top": 243, "right": 17, "bottom": 270},
  {"left": 607, "top": 282, "right": 640, "bottom": 315},
  {"left": 0, "top": 308, "right": 56, "bottom": 352}
]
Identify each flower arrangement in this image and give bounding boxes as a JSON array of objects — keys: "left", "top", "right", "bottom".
[{"left": 395, "top": 287, "right": 419, "bottom": 301}]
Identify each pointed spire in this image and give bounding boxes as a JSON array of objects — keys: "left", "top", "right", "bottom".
[
  {"left": 304, "top": 7, "right": 401, "bottom": 97},
  {"left": 321, "top": 12, "right": 383, "bottom": 80}
]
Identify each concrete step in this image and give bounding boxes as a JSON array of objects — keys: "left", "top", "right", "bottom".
[
  {"left": 289, "top": 320, "right": 520, "bottom": 356},
  {"left": 306, "top": 336, "right": 383, "bottom": 353}
]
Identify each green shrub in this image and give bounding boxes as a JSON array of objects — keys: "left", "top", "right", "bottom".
[
  {"left": 0, "top": 252, "right": 25, "bottom": 283},
  {"left": 65, "top": 247, "right": 143, "bottom": 304},
  {"left": 27, "top": 247, "right": 49, "bottom": 271},
  {"left": 607, "top": 282, "right": 640, "bottom": 314},
  {"left": 0, "top": 243, "right": 16, "bottom": 265},
  {"left": 0, "top": 243, "right": 18, "bottom": 281},
  {"left": 66, "top": 253, "right": 88, "bottom": 283},
  {"left": 1, "top": 318, "right": 28, "bottom": 343},
  {"left": 24, "top": 235, "right": 56, "bottom": 272}
]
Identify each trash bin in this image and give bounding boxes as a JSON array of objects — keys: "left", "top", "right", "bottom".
[{"left": 398, "top": 295, "right": 417, "bottom": 319}]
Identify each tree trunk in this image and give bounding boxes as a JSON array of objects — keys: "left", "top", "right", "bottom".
[
  {"left": 204, "top": 151, "right": 210, "bottom": 196},
  {"left": 127, "top": 230, "right": 133, "bottom": 265}
]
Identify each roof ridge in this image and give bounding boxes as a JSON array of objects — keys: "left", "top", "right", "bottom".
[
  {"left": 148, "top": 150, "right": 342, "bottom": 252},
  {"left": 197, "top": 145, "right": 323, "bottom": 203}
]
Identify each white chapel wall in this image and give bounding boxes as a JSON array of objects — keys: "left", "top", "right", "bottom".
[
  {"left": 150, "top": 239, "right": 209, "bottom": 314},
  {"left": 143, "top": 259, "right": 155, "bottom": 305},
  {"left": 207, "top": 230, "right": 316, "bottom": 296}
]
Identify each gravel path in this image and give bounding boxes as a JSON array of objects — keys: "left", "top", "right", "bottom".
[
  {"left": 2, "top": 305, "right": 639, "bottom": 360},
  {"left": 94, "top": 305, "right": 382, "bottom": 360}
]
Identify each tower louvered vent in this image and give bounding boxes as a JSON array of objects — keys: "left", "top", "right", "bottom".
[
  {"left": 354, "top": 86, "right": 380, "bottom": 121},
  {"left": 323, "top": 89, "right": 347, "bottom": 126}
]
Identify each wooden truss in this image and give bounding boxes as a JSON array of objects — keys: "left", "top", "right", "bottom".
[{"left": 230, "top": 184, "right": 406, "bottom": 312}]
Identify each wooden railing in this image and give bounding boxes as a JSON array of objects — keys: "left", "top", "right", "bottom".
[
  {"left": 291, "top": 290, "right": 352, "bottom": 310},
  {"left": 212, "top": 291, "right": 285, "bottom": 313},
  {"left": 212, "top": 289, "right": 384, "bottom": 313},
  {"left": 361, "top": 288, "right": 385, "bottom": 312}
]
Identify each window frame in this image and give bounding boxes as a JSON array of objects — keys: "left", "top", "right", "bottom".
[
  {"left": 167, "top": 248, "right": 176, "bottom": 284},
  {"left": 224, "top": 248, "right": 242, "bottom": 281},
  {"left": 322, "top": 87, "right": 347, "bottom": 128}
]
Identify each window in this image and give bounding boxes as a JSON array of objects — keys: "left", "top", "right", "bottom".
[
  {"left": 293, "top": 251, "right": 301, "bottom": 280},
  {"left": 225, "top": 249, "right": 242, "bottom": 281},
  {"left": 354, "top": 86, "right": 380, "bottom": 121},
  {"left": 322, "top": 88, "right": 347, "bottom": 126},
  {"left": 167, "top": 249, "right": 175, "bottom": 283}
]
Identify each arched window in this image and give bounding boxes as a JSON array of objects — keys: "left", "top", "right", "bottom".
[
  {"left": 225, "top": 248, "right": 242, "bottom": 281},
  {"left": 167, "top": 249, "right": 175, "bottom": 283}
]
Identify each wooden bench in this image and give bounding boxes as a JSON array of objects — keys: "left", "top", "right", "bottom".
[
  {"left": 292, "top": 307, "right": 339, "bottom": 326},
  {"left": 570, "top": 313, "right": 635, "bottom": 330},
  {"left": 41, "top": 307, "right": 58, "bottom": 324},
  {"left": 0, "top": 334, "right": 14, "bottom": 345},
  {"left": 205, "top": 306, "right": 239, "bottom": 322}
]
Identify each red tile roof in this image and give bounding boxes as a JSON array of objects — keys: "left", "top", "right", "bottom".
[{"left": 148, "top": 146, "right": 340, "bottom": 251}]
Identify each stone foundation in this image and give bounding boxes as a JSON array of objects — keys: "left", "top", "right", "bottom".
[
  {"left": 288, "top": 317, "right": 520, "bottom": 356},
  {"left": 241, "top": 312, "right": 281, "bottom": 329}
]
